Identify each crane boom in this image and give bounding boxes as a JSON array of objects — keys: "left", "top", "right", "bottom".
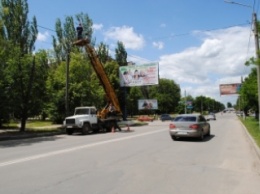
[{"left": 73, "top": 39, "right": 122, "bottom": 119}]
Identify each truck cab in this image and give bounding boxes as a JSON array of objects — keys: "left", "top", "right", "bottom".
[{"left": 64, "top": 106, "right": 99, "bottom": 135}]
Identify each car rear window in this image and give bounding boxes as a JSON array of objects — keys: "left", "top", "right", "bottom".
[{"left": 174, "top": 116, "right": 196, "bottom": 122}]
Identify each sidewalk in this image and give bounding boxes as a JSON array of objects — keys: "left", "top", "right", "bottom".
[
  {"left": 0, "top": 120, "right": 143, "bottom": 141},
  {"left": 0, "top": 125, "right": 64, "bottom": 141}
]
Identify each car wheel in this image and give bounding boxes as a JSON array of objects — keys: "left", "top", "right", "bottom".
[
  {"left": 171, "top": 135, "right": 177, "bottom": 141},
  {"left": 82, "top": 123, "right": 90, "bottom": 135},
  {"left": 199, "top": 131, "right": 204, "bottom": 141},
  {"left": 207, "top": 127, "right": 211, "bottom": 136}
]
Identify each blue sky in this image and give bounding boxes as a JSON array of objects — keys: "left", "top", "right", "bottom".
[{"left": 27, "top": 0, "right": 259, "bottom": 107}]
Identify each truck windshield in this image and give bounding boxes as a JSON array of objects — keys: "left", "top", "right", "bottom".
[{"left": 75, "top": 109, "right": 89, "bottom": 115}]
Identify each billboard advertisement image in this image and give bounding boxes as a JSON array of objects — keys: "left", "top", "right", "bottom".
[
  {"left": 119, "top": 63, "right": 159, "bottom": 87},
  {"left": 138, "top": 99, "right": 158, "bottom": 110},
  {"left": 219, "top": 83, "right": 242, "bottom": 95}
]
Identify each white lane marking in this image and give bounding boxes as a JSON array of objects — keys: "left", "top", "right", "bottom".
[{"left": 0, "top": 129, "right": 165, "bottom": 167}]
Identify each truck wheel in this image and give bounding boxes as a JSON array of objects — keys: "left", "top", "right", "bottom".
[
  {"left": 66, "top": 128, "right": 74, "bottom": 135},
  {"left": 82, "top": 123, "right": 90, "bottom": 135}
]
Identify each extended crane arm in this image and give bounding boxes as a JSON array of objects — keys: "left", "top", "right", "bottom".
[{"left": 73, "top": 39, "right": 122, "bottom": 119}]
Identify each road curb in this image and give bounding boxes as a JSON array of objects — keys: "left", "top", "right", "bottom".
[
  {"left": 0, "top": 131, "right": 65, "bottom": 141},
  {"left": 239, "top": 120, "right": 260, "bottom": 160}
]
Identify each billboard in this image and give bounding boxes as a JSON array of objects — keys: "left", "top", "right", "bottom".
[
  {"left": 138, "top": 99, "right": 158, "bottom": 110},
  {"left": 186, "top": 101, "right": 193, "bottom": 109},
  {"left": 119, "top": 63, "right": 159, "bottom": 87},
  {"left": 219, "top": 83, "right": 242, "bottom": 95}
]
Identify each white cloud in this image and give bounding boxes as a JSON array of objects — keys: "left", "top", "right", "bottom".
[
  {"left": 104, "top": 25, "right": 145, "bottom": 50},
  {"left": 153, "top": 41, "right": 164, "bottom": 50},
  {"left": 37, "top": 31, "right": 49, "bottom": 42},
  {"left": 159, "top": 26, "right": 254, "bottom": 105},
  {"left": 93, "top": 23, "right": 103, "bottom": 31}
]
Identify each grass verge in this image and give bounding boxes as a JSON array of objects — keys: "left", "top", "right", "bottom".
[
  {"left": 240, "top": 117, "right": 260, "bottom": 148},
  {"left": 0, "top": 120, "right": 63, "bottom": 136}
]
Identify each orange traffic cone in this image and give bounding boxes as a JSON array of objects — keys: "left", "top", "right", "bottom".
[{"left": 126, "top": 125, "right": 130, "bottom": 131}]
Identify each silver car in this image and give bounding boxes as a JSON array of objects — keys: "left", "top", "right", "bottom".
[{"left": 169, "top": 114, "right": 210, "bottom": 141}]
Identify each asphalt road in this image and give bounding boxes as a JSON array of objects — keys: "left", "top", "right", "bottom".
[{"left": 0, "top": 113, "right": 260, "bottom": 194}]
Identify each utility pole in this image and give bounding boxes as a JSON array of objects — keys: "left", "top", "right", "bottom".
[
  {"left": 184, "top": 90, "right": 187, "bottom": 114},
  {"left": 123, "top": 84, "right": 127, "bottom": 121},
  {"left": 201, "top": 97, "right": 203, "bottom": 114},
  {"left": 225, "top": 1, "right": 260, "bottom": 128},
  {"left": 253, "top": 12, "right": 260, "bottom": 125},
  {"left": 66, "top": 49, "right": 70, "bottom": 116}
]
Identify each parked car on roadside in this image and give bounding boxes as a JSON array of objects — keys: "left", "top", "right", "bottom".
[
  {"left": 160, "top": 114, "right": 173, "bottom": 121},
  {"left": 138, "top": 115, "right": 154, "bottom": 122},
  {"left": 169, "top": 114, "right": 210, "bottom": 141},
  {"left": 206, "top": 113, "right": 216, "bottom": 121}
]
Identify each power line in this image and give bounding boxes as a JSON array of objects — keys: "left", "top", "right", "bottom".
[
  {"left": 36, "top": 21, "right": 251, "bottom": 44},
  {"left": 152, "top": 23, "right": 251, "bottom": 41},
  {"left": 35, "top": 22, "right": 254, "bottom": 63},
  {"left": 37, "top": 25, "right": 57, "bottom": 33}
]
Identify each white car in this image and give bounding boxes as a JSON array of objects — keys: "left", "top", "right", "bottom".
[{"left": 206, "top": 113, "right": 216, "bottom": 121}]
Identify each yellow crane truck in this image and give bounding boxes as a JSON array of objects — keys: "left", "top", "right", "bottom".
[{"left": 63, "top": 38, "right": 122, "bottom": 135}]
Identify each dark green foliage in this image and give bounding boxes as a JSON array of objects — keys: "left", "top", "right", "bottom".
[
  {"left": 126, "top": 78, "right": 181, "bottom": 115},
  {"left": 238, "top": 68, "right": 258, "bottom": 116},
  {"left": 97, "top": 42, "right": 110, "bottom": 64},
  {"left": 150, "top": 79, "right": 181, "bottom": 114},
  {"left": 193, "top": 96, "right": 224, "bottom": 114},
  {"left": 52, "top": 13, "right": 93, "bottom": 63},
  {"left": 115, "top": 41, "right": 128, "bottom": 67},
  {"left": 0, "top": 0, "right": 41, "bottom": 131}
]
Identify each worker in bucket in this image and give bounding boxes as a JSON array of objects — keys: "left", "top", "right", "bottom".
[{"left": 76, "top": 23, "right": 83, "bottom": 40}]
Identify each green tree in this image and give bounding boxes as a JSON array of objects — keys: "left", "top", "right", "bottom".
[
  {"left": 1, "top": 0, "right": 37, "bottom": 53},
  {"left": 227, "top": 102, "right": 232, "bottom": 108},
  {"left": 53, "top": 16, "right": 76, "bottom": 63},
  {"left": 0, "top": 23, "right": 12, "bottom": 127},
  {"left": 149, "top": 78, "right": 181, "bottom": 114},
  {"left": 48, "top": 13, "right": 94, "bottom": 122},
  {"left": 1, "top": 0, "right": 39, "bottom": 131},
  {"left": 52, "top": 13, "right": 93, "bottom": 63},
  {"left": 193, "top": 96, "right": 206, "bottom": 114},
  {"left": 97, "top": 42, "right": 111, "bottom": 64},
  {"left": 243, "top": 20, "right": 260, "bottom": 117},
  {"left": 239, "top": 68, "right": 258, "bottom": 117},
  {"left": 115, "top": 41, "right": 128, "bottom": 67},
  {"left": 46, "top": 52, "right": 100, "bottom": 123}
]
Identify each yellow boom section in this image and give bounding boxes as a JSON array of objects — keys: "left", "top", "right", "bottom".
[{"left": 73, "top": 39, "right": 122, "bottom": 119}]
